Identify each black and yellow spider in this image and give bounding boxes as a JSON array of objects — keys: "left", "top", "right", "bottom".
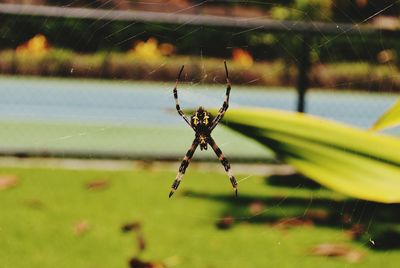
[{"left": 169, "top": 61, "right": 238, "bottom": 198}]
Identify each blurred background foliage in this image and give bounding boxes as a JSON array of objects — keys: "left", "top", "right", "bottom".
[
  {"left": 1, "top": 13, "right": 399, "bottom": 62},
  {"left": 1, "top": 0, "right": 400, "bottom": 61},
  {"left": 0, "top": 0, "right": 400, "bottom": 91},
  {"left": 1, "top": 0, "right": 400, "bottom": 91}
]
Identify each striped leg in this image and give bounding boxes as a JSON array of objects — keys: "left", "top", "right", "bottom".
[
  {"left": 208, "top": 136, "right": 238, "bottom": 196},
  {"left": 169, "top": 139, "right": 199, "bottom": 198},
  {"left": 173, "top": 65, "right": 192, "bottom": 127},
  {"left": 210, "top": 61, "right": 231, "bottom": 131}
]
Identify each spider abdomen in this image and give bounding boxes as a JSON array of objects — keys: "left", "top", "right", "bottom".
[{"left": 198, "top": 134, "right": 209, "bottom": 150}]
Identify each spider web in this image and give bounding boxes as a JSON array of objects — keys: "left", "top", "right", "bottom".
[
  {"left": 1, "top": 0, "right": 400, "bottom": 266},
  {"left": 3, "top": 0, "right": 397, "bottom": 221}
]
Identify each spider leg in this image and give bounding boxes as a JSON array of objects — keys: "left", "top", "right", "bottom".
[
  {"left": 173, "top": 65, "right": 192, "bottom": 128},
  {"left": 169, "top": 139, "right": 199, "bottom": 198},
  {"left": 208, "top": 136, "right": 238, "bottom": 196},
  {"left": 210, "top": 61, "right": 231, "bottom": 131}
]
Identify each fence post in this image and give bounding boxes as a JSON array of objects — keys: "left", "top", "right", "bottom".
[{"left": 297, "top": 34, "right": 311, "bottom": 113}]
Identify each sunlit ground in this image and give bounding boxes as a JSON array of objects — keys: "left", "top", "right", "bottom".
[{"left": 1, "top": 162, "right": 400, "bottom": 267}]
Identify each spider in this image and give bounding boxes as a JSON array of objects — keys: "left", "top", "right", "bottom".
[{"left": 168, "top": 61, "right": 238, "bottom": 198}]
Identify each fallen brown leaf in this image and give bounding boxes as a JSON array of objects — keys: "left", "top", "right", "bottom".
[
  {"left": 310, "top": 243, "right": 364, "bottom": 263},
  {"left": 137, "top": 232, "right": 146, "bottom": 252},
  {"left": 73, "top": 220, "right": 91, "bottom": 236},
  {"left": 216, "top": 216, "right": 235, "bottom": 230},
  {"left": 0, "top": 175, "right": 19, "bottom": 190},
  {"left": 121, "top": 220, "right": 146, "bottom": 253},
  {"left": 248, "top": 201, "right": 265, "bottom": 216},
  {"left": 272, "top": 217, "right": 314, "bottom": 229},
  {"left": 304, "top": 209, "right": 331, "bottom": 222},
  {"left": 347, "top": 224, "right": 366, "bottom": 240},
  {"left": 85, "top": 179, "right": 109, "bottom": 190},
  {"left": 341, "top": 213, "right": 353, "bottom": 225},
  {"left": 121, "top": 221, "right": 141, "bottom": 233},
  {"left": 129, "top": 257, "right": 165, "bottom": 268}
]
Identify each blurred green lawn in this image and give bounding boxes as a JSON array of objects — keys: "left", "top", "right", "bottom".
[{"left": 1, "top": 164, "right": 399, "bottom": 267}]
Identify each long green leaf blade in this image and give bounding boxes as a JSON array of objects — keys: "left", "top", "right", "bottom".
[
  {"left": 213, "top": 107, "right": 400, "bottom": 203},
  {"left": 371, "top": 99, "right": 400, "bottom": 131}
]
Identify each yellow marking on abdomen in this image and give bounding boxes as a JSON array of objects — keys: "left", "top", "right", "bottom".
[
  {"left": 199, "top": 135, "right": 206, "bottom": 144},
  {"left": 193, "top": 112, "right": 199, "bottom": 125},
  {"left": 204, "top": 112, "right": 209, "bottom": 125}
]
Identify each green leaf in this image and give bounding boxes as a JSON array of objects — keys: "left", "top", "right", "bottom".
[
  {"left": 212, "top": 107, "right": 400, "bottom": 203},
  {"left": 371, "top": 99, "right": 400, "bottom": 131}
]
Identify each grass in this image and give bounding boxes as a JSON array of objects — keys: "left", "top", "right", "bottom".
[{"left": 1, "top": 163, "right": 400, "bottom": 267}]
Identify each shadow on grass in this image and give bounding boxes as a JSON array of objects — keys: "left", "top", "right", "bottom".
[{"left": 184, "top": 174, "right": 400, "bottom": 251}]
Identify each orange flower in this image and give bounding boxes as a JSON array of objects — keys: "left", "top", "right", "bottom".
[
  {"left": 16, "top": 34, "right": 49, "bottom": 55},
  {"left": 232, "top": 48, "right": 253, "bottom": 67},
  {"left": 129, "top": 37, "right": 175, "bottom": 59}
]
